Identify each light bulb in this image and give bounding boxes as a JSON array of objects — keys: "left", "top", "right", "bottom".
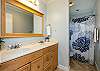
[
  {"left": 28, "top": 0, "right": 39, "bottom": 6},
  {"left": 36, "top": 0, "right": 39, "bottom": 6},
  {"left": 28, "top": 0, "right": 35, "bottom": 3}
]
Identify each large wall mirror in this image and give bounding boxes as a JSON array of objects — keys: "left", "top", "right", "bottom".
[{"left": 2, "top": 0, "right": 44, "bottom": 37}]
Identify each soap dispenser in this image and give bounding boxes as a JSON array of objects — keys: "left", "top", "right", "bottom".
[{"left": 45, "top": 24, "right": 51, "bottom": 42}]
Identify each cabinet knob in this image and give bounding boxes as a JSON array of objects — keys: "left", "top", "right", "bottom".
[
  {"left": 51, "top": 55, "right": 53, "bottom": 58},
  {"left": 37, "top": 65, "right": 40, "bottom": 69},
  {"left": 0, "top": 65, "right": 1, "bottom": 68}
]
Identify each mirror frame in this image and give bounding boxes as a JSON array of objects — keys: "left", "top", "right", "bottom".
[{"left": 1, "top": 0, "right": 46, "bottom": 38}]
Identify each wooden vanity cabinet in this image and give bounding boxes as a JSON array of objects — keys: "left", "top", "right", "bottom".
[
  {"left": 31, "top": 57, "right": 43, "bottom": 71},
  {"left": 43, "top": 52, "right": 51, "bottom": 68},
  {"left": 44, "top": 65, "right": 52, "bottom": 71},
  {"left": 15, "top": 63, "right": 31, "bottom": 71},
  {"left": 51, "top": 44, "right": 58, "bottom": 71},
  {"left": 0, "top": 44, "right": 58, "bottom": 71},
  {"left": 43, "top": 44, "right": 58, "bottom": 71},
  {"left": 51, "top": 50, "right": 58, "bottom": 71},
  {"left": 0, "top": 49, "right": 43, "bottom": 71}
]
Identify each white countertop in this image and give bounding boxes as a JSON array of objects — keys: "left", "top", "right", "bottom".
[{"left": 0, "top": 40, "right": 58, "bottom": 64}]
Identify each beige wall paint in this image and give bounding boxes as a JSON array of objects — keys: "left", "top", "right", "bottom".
[{"left": 47, "top": 0, "right": 69, "bottom": 70}]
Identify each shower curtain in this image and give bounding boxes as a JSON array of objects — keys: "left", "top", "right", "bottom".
[{"left": 70, "top": 15, "right": 95, "bottom": 64}]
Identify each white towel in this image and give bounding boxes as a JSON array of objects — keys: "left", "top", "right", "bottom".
[{"left": 46, "top": 25, "right": 51, "bottom": 36}]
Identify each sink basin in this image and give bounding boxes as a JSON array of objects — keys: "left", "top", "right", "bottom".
[
  {"left": 0, "top": 43, "right": 45, "bottom": 63},
  {"left": 0, "top": 48, "right": 24, "bottom": 61},
  {"left": 0, "top": 41, "right": 57, "bottom": 63}
]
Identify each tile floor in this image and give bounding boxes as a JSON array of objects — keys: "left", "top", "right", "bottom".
[
  {"left": 70, "top": 58, "right": 97, "bottom": 71},
  {"left": 55, "top": 68, "right": 64, "bottom": 71}
]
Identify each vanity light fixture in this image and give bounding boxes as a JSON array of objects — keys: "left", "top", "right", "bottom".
[
  {"left": 35, "top": 0, "right": 39, "bottom": 6},
  {"left": 28, "top": 0, "right": 39, "bottom": 6}
]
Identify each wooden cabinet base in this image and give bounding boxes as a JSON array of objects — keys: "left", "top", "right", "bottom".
[
  {"left": 31, "top": 57, "right": 43, "bottom": 71},
  {"left": 15, "top": 64, "right": 30, "bottom": 71},
  {"left": 0, "top": 44, "right": 58, "bottom": 71},
  {"left": 44, "top": 65, "right": 52, "bottom": 71}
]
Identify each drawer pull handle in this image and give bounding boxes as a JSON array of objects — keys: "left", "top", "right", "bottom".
[{"left": 37, "top": 66, "right": 40, "bottom": 69}]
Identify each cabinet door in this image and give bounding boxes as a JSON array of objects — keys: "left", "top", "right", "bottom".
[
  {"left": 43, "top": 52, "right": 51, "bottom": 68},
  {"left": 31, "top": 57, "right": 43, "bottom": 71},
  {"left": 15, "top": 63, "right": 30, "bottom": 71},
  {"left": 51, "top": 48, "right": 58, "bottom": 71},
  {"left": 44, "top": 65, "right": 52, "bottom": 71},
  {"left": 53, "top": 51, "right": 58, "bottom": 70}
]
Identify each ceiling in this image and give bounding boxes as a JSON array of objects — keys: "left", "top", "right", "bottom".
[
  {"left": 43, "top": 0, "right": 55, "bottom": 4},
  {"left": 41, "top": 0, "right": 96, "bottom": 17},
  {"left": 43, "top": 0, "right": 49, "bottom": 2},
  {"left": 70, "top": 0, "right": 96, "bottom": 17}
]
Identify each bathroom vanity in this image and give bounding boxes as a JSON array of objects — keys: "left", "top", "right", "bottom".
[
  {"left": 0, "top": 0, "right": 58, "bottom": 70},
  {"left": 0, "top": 42, "right": 58, "bottom": 71}
]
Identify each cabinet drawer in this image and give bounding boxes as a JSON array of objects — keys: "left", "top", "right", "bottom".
[
  {"left": 15, "top": 63, "right": 30, "bottom": 71},
  {"left": 0, "top": 50, "right": 43, "bottom": 71},
  {"left": 43, "top": 47, "right": 51, "bottom": 54},
  {"left": 0, "top": 54, "right": 32, "bottom": 71},
  {"left": 44, "top": 65, "right": 52, "bottom": 71},
  {"left": 30, "top": 49, "right": 43, "bottom": 61},
  {"left": 43, "top": 52, "right": 51, "bottom": 68},
  {"left": 43, "top": 44, "right": 58, "bottom": 54},
  {"left": 31, "top": 57, "right": 43, "bottom": 71},
  {"left": 50, "top": 44, "right": 58, "bottom": 52}
]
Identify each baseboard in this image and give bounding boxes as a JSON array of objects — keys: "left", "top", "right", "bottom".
[
  {"left": 57, "top": 64, "right": 70, "bottom": 71},
  {"left": 95, "top": 62, "right": 99, "bottom": 71}
]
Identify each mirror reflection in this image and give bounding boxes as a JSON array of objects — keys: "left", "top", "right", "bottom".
[{"left": 6, "top": 3, "right": 43, "bottom": 34}]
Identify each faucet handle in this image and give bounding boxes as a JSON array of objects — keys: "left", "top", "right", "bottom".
[
  {"left": 18, "top": 43, "right": 22, "bottom": 47},
  {"left": 8, "top": 45, "right": 14, "bottom": 49},
  {"left": 15, "top": 43, "right": 22, "bottom": 48},
  {"left": 8, "top": 43, "right": 22, "bottom": 49}
]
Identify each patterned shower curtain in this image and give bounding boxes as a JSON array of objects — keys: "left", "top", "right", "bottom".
[{"left": 70, "top": 15, "right": 95, "bottom": 64}]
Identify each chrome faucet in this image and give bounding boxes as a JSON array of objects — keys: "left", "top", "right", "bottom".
[
  {"left": 15, "top": 43, "right": 22, "bottom": 48},
  {"left": 8, "top": 43, "right": 22, "bottom": 49}
]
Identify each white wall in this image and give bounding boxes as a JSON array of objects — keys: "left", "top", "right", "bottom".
[
  {"left": 95, "top": 0, "right": 100, "bottom": 70},
  {"left": 47, "top": 0, "right": 69, "bottom": 70},
  {"left": 70, "top": 0, "right": 96, "bottom": 17}
]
